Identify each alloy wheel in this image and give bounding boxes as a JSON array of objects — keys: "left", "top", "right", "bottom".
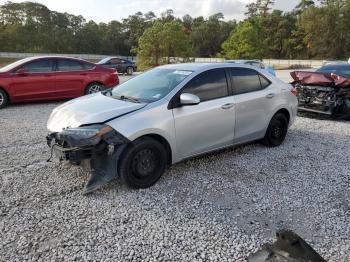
[
  {"left": 0, "top": 92, "right": 4, "bottom": 106},
  {"left": 88, "top": 84, "right": 102, "bottom": 94}
]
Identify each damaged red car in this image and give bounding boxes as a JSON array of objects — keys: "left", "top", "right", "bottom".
[{"left": 291, "top": 63, "right": 350, "bottom": 118}]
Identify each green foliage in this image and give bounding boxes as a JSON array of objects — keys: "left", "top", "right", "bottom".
[
  {"left": 1, "top": 0, "right": 350, "bottom": 61},
  {"left": 137, "top": 20, "right": 191, "bottom": 67},
  {"left": 187, "top": 13, "right": 236, "bottom": 57},
  {"left": 223, "top": 0, "right": 350, "bottom": 60},
  {"left": 221, "top": 18, "right": 265, "bottom": 59}
]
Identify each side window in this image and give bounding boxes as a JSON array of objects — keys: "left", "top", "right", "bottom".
[
  {"left": 183, "top": 69, "right": 228, "bottom": 102},
  {"left": 259, "top": 75, "right": 271, "bottom": 89},
  {"left": 110, "top": 58, "right": 121, "bottom": 64},
  {"left": 231, "top": 68, "right": 269, "bottom": 95},
  {"left": 20, "top": 59, "right": 53, "bottom": 73},
  {"left": 57, "top": 59, "right": 84, "bottom": 71},
  {"left": 83, "top": 62, "right": 95, "bottom": 70}
]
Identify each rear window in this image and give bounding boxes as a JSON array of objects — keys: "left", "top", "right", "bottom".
[
  {"left": 259, "top": 75, "right": 271, "bottom": 88},
  {"left": 231, "top": 68, "right": 270, "bottom": 95},
  {"left": 83, "top": 63, "right": 95, "bottom": 70},
  {"left": 57, "top": 59, "right": 84, "bottom": 71}
]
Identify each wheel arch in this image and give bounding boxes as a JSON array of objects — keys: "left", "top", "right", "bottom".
[
  {"left": 274, "top": 108, "right": 290, "bottom": 124},
  {"left": 86, "top": 81, "right": 104, "bottom": 88},
  {"left": 127, "top": 133, "right": 172, "bottom": 166},
  {"left": 0, "top": 86, "right": 10, "bottom": 102}
]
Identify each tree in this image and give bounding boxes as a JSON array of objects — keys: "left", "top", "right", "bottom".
[
  {"left": 221, "top": 18, "right": 265, "bottom": 59},
  {"left": 122, "top": 11, "right": 155, "bottom": 53},
  {"left": 189, "top": 13, "right": 236, "bottom": 57},
  {"left": 136, "top": 20, "right": 191, "bottom": 67},
  {"left": 260, "top": 10, "right": 296, "bottom": 58},
  {"left": 161, "top": 21, "right": 191, "bottom": 63}
]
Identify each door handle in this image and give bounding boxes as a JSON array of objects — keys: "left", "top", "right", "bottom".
[
  {"left": 221, "top": 103, "right": 235, "bottom": 110},
  {"left": 265, "top": 93, "right": 276, "bottom": 99}
]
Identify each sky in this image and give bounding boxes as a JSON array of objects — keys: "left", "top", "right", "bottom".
[{"left": 0, "top": 0, "right": 300, "bottom": 22}]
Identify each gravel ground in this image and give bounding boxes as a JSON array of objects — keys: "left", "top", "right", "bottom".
[{"left": 1, "top": 74, "right": 350, "bottom": 261}]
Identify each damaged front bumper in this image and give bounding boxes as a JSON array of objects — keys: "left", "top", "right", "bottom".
[{"left": 46, "top": 125, "right": 130, "bottom": 194}]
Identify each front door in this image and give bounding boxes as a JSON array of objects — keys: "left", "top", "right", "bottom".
[
  {"left": 172, "top": 69, "right": 235, "bottom": 159},
  {"left": 10, "top": 58, "right": 55, "bottom": 101}
]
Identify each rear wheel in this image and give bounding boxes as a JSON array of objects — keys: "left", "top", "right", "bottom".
[
  {"left": 118, "top": 137, "right": 167, "bottom": 189},
  {"left": 0, "top": 89, "right": 8, "bottom": 109},
  {"left": 126, "top": 67, "right": 134, "bottom": 75},
  {"left": 85, "top": 82, "right": 104, "bottom": 95},
  {"left": 262, "top": 113, "right": 289, "bottom": 147}
]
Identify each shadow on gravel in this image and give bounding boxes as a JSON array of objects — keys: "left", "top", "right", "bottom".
[
  {"left": 297, "top": 111, "right": 350, "bottom": 121},
  {"left": 5, "top": 100, "right": 65, "bottom": 109}
]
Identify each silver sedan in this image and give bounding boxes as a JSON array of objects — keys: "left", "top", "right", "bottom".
[{"left": 46, "top": 63, "right": 298, "bottom": 193}]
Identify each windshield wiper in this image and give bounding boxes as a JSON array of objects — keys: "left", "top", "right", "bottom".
[{"left": 113, "top": 95, "right": 140, "bottom": 103}]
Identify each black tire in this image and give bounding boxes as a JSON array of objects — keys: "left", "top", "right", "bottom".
[
  {"left": 85, "top": 82, "right": 104, "bottom": 95},
  {"left": 118, "top": 137, "right": 167, "bottom": 189},
  {"left": 262, "top": 113, "right": 289, "bottom": 147},
  {"left": 126, "top": 67, "right": 134, "bottom": 75},
  {"left": 0, "top": 89, "right": 8, "bottom": 109}
]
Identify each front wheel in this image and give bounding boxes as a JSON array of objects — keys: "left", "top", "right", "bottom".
[
  {"left": 85, "top": 82, "right": 104, "bottom": 95},
  {"left": 118, "top": 137, "right": 167, "bottom": 189},
  {"left": 126, "top": 67, "right": 134, "bottom": 75},
  {"left": 0, "top": 89, "right": 8, "bottom": 109},
  {"left": 262, "top": 113, "right": 289, "bottom": 147}
]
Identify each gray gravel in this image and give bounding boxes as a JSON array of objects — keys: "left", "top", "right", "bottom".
[{"left": 1, "top": 76, "right": 350, "bottom": 261}]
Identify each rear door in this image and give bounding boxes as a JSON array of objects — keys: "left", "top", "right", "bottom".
[
  {"left": 10, "top": 58, "right": 55, "bottom": 101},
  {"left": 54, "top": 58, "right": 87, "bottom": 98},
  {"left": 230, "top": 68, "right": 276, "bottom": 143},
  {"left": 108, "top": 58, "right": 122, "bottom": 72},
  {"left": 172, "top": 68, "right": 235, "bottom": 159}
]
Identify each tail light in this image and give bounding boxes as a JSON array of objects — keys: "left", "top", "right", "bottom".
[{"left": 291, "top": 87, "right": 298, "bottom": 96}]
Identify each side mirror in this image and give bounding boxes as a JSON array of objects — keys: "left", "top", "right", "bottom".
[
  {"left": 16, "top": 69, "right": 29, "bottom": 76},
  {"left": 180, "top": 93, "right": 200, "bottom": 106}
]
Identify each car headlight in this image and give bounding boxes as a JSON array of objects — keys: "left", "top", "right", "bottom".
[
  {"left": 61, "top": 125, "right": 113, "bottom": 139},
  {"left": 57, "top": 125, "right": 114, "bottom": 147}
]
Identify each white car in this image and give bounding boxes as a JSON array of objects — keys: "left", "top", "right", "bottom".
[{"left": 46, "top": 63, "right": 298, "bottom": 193}]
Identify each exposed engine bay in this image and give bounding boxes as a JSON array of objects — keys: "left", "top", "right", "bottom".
[{"left": 291, "top": 71, "right": 350, "bottom": 117}]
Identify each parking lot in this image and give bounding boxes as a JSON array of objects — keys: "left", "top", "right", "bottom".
[{"left": 0, "top": 72, "right": 349, "bottom": 261}]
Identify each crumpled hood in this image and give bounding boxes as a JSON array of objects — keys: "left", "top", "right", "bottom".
[{"left": 47, "top": 93, "right": 146, "bottom": 132}]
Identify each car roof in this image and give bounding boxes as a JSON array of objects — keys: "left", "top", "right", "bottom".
[
  {"left": 226, "top": 60, "right": 262, "bottom": 64},
  {"left": 159, "top": 62, "right": 257, "bottom": 72},
  {"left": 8, "top": 56, "right": 91, "bottom": 65},
  {"left": 321, "top": 62, "right": 350, "bottom": 67},
  {"left": 25, "top": 55, "right": 89, "bottom": 62}
]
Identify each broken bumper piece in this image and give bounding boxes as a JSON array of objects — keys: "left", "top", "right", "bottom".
[
  {"left": 248, "top": 230, "right": 326, "bottom": 262},
  {"left": 46, "top": 125, "right": 130, "bottom": 194}
]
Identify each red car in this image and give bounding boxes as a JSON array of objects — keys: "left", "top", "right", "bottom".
[{"left": 0, "top": 56, "right": 119, "bottom": 108}]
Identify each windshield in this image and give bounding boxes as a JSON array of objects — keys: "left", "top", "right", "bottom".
[
  {"left": 97, "top": 58, "right": 110, "bottom": 64},
  {"left": 110, "top": 68, "right": 193, "bottom": 103},
  {"left": 317, "top": 64, "right": 350, "bottom": 77},
  {"left": 0, "top": 57, "right": 33, "bottom": 72}
]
